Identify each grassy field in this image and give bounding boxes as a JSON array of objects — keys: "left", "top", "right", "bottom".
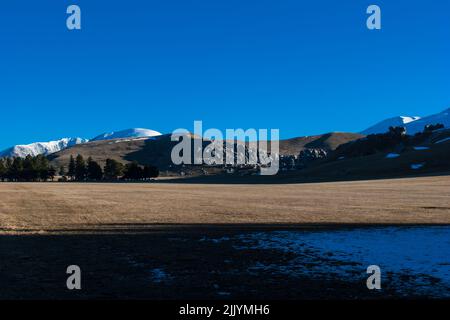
[
  {"left": 1, "top": 176, "right": 449, "bottom": 299},
  {"left": 1, "top": 175, "right": 450, "bottom": 234}
]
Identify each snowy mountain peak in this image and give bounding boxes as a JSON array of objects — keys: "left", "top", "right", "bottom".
[
  {"left": 0, "top": 137, "right": 89, "bottom": 158},
  {"left": 361, "top": 116, "right": 421, "bottom": 135},
  {"left": 0, "top": 128, "right": 162, "bottom": 158},
  {"left": 362, "top": 108, "right": 450, "bottom": 135},
  {"left": 399, "top": 116, "right": 422, "bottom": 124},
  {"left": 91, "top": 128, "right": 162, "bottom": 141}
]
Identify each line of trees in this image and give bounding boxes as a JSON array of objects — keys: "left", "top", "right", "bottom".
[
  {"left": 0, "top": 154, "right": 159, "bottom": 182},
  {"left": 0, "top": 155, "right": 56, "bottom": 182},
  {"left": 61, "top": 155, "right": 159, "bottom": 182}
]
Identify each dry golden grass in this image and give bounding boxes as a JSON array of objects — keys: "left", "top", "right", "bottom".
[{"left": 1, "top": 176, "right": 449, "bottom": 233}]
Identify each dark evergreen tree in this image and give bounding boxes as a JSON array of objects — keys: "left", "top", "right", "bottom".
[
  {"left": 75, "top": 154, "right": 87, "bottom": 181},
  {"left": 143, "top": 165, "right": 159, "bottom": 179},
  {"left": 0, "top": 159, "right": 6, "bottom": 181},
  {"left": 123, "top": 162, "right": 144, "bottom": 180},
  {"left": 4, "top": 158, "right": 12, "bottom": 181},
  {"left": 22, "top": 155, "right": 37, "bottom": 181},
  {"left": 48, "top": 166, "right": 56, "bottom": 181},
  {"left": 87, "top": 157, "right": 103, "bottom": 181},
  {"left": 424, "top": 123, "right": 444, "bottom": 133},
  {"left": 10, "top": 158, "right": 24, "bottom": 181},
  {"left": 59, "top": 166, "right": 66, "bottom": 177},
  {"left": 67, "top": 155, "right": 76, "bottom": 180},
  {"left": 388, "top": 126, "right": 407, "bottom": 139},
  {"left": 103, "top": 159, "right": 123, "bottom": 180},
  {"left": 36, "top": 155, "right": 50, "bottom": 181}
]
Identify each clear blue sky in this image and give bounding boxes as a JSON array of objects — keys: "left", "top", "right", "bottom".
[{"left": 1, "top": 0, "right": 449, "bottom": 149}]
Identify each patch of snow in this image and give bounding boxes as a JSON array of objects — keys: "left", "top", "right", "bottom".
[
  {"left": 385, "top": 153, "right": 400, "bottom": 159},
  {"left": 92, "top": 128, "right": 162, "bottom": 141},
  {"left": 411, "top": 163, "right": 425, "bottom": 170},
  {"left": 149, "top": 268, "right": 171, "bottom": 283},
  {"left": 205, "top": 227, "right": 450, "bottom": 297},
  {"left": 413, "top": 146, "right": 430, "bottom": 151},
  {"left": 401, "top": 116, "right": 422, "bottom": 124},
  {"left": 113, "top": 137, "right": 157, "bottom": 144},
  {"left": 435, "top": 137, "right": 450, "bottom": 144}
]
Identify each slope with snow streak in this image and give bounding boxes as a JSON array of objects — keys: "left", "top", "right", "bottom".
[
  {"left": 405, "top": 108, "right": 450, "bottom": 134},
  {"left": 91, "top": 128, "right": 162, "bottom": 141},
  {"left": 361, "top": 116, "right": 421, "bottom": 135},
  {"left": 0, "top": 138, "right": 89, "bottom": 158},
  {"left": 362, "top": 107, "right": 450, "bottom": 135}
]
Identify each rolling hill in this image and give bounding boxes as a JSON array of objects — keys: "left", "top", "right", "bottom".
[{"left": 48, "top": 132, "right": 363, "bottom": 174}]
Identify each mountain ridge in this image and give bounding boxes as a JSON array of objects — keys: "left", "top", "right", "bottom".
[
  {"left": 2, "top": 108, "right": 450, "bottom": 160},
  {"left": 0, "top": 137, "right": 88, "bottom": 158},
  {"left": 361, "top": 107, "right": 450, "bottom": 135},
  {"left": 91, "top": 128, "right": 162, "bottom": 141},
  {"left": 0, "top": 128, "right": 162, "bottom": 158}
]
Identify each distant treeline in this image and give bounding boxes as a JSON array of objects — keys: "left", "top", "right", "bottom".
[
  {"left": 63, "top": 155, "right": 159, "bottom": 181},
  {"left": 0, "top": 154, "right": 159, "bottom": 182},
  {"left": 0, "top": 155, "right": 56, "bottom": 182}
]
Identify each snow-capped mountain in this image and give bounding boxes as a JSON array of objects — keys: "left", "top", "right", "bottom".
[
  {"left": 0, "top": 137, "right": 89, "bottom": 158},
  {"left": 91, "top": 128, "right": 162, "bottom": 141},
  {"left": 361, "top": 108, "right": 450, "bottom": 135},
  {"left": 361, "top": 116, "right": 421, "bottom": 135},
  {"left": 0, "top": 128, "right": 162, "bottom": 158},
  {"left": 403, "top": 108, "right": 450, "bottom": 134}
]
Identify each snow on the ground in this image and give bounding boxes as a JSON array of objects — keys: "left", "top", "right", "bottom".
[
  {"left": 202, "top": 227, "right": 450, "bottom": 297},
  {"left": 92, "top": 128, "right": 162, "bottom": 141},
  {"left": 413, "top": 146, "right": 430, "bottom": 150},
  {"left": 435, "top": 137, "right": 450, "bottom": 144},
  {"left": 411, "top": 163, "right": 425, "bottom": 170},
  {"left": 149, "top": 268, "right": 172, "bottom": 283},
  {"left": 385, "top": 153, "right": 400, "bottom": 159}
]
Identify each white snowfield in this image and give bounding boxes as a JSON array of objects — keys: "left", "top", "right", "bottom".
[
  {"left": 362, "top": 107, "right": 450, "bottom": 135},
  {"left": 400, "top": 116, "right": 423, "bottom": 124},
  {"left": 91, "top": 128, "right": 162, "bottom": 141},
  {"left": 0, "top": 137, "right": 88, "bottom": 158}
]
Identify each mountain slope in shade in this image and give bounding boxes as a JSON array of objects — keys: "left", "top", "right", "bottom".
[
  {"left": 91, "top": 128, "right": 162, "bottom": 141},
  {"left": 362, "top": 108, "right": 450, "bottom": 135},
  {"left": 405, "top": 108, "right": 450, "bottom": 134},
  {"left": 271, "top": 132, "right": 364, "bottom": 155},
  {"left": 361, "top": 116, "right": 421, "bottom": 135},
  {"left": 0, "top": 137, "right": 89, "bottom": 158}
]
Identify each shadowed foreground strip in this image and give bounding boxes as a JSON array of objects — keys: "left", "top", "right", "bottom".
[{"left": 0, "top": 175, "right": 450, "bottom": 233}]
